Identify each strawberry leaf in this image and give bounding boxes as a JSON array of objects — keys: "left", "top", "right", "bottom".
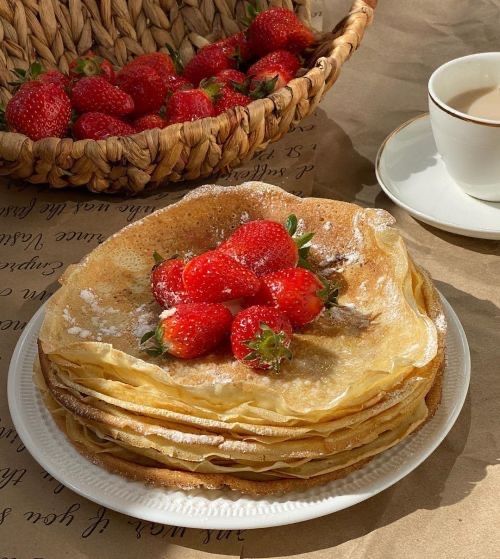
[
  {"left": 317, "top": 276, "right": 341, "bottom": 308},
  {"left": 166, "top": 43, "right": 184, "bottom": 74},
  {"left": 153, "top": 251, "right": 164, "bottom": 264},
  {"left": 285, "top": 214, "right": 298, "bottom": 236},
  {"left": 244, "top": 322, "right": 292, "bottom": 374},
  {"left": 249, "top": 75, "right": 279, "bottom": 99},
  {"left": 140, "top": 330, "right": 156, "bottom": 344}
]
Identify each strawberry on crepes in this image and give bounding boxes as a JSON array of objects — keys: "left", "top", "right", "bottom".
[
  {"left": 72, "top": 112, "right": 136, "bottom": 140},
  {"left": 141, "top": 302, "right": 233, "bottom": 359},
  {"left": 5, "top": 81, "right": 71, "bottom": 140},
  {"left": 231, "top": 305, "right": 292, "bottom": 372},
  {"left": 247, "top": 7, "right": 314, "bottom": 57},
  {"left": 150, "top": 254, "right": 194, "bottom": 307},
  {"left": 250, "top": 267, "right": 326, "bottom": 327},
  {"left": 183, "top": 250, "right": 260, "bottom": 303},
  {"left": 71, "top": 76, "right": 135, "bottom": 116},
  {"left": 218, "top": 214, "right": 314, "bottom": 276}
]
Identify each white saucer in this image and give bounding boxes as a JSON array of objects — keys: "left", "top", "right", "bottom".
[
  {"left": 376, "top": 114, "right": 500, "bottom": 239},
  {"left": 7, "top": 296, "right": 470, "bottom": 530}
]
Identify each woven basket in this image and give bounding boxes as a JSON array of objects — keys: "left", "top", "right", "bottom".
[{"left": 0, "top": 0, "right": 376, "bottom": 194}]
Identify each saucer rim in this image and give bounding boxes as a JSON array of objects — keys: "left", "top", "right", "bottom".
[{"left": 375, "top": 113, "right": 500, "bottom": 240}]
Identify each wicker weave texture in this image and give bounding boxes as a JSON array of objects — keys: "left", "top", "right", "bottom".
[{"left": 0, "top": 0, "right": 376, "bottom": 193}]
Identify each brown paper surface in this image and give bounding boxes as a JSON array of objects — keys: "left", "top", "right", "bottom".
[{"left": 1, "top": 1, "right": 499, "bottom": 558}]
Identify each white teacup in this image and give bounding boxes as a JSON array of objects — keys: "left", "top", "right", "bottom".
[{"left": 428, "top": 52, "right": 500, "bottom": 202}]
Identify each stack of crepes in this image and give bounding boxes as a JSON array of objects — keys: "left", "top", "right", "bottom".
[{"left": 36, "top": 183, "right": 446, "bottom": 495}]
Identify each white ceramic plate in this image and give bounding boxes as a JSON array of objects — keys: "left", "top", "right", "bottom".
[
  {"left": 8, "top": 295, "right": 470, "bottom": 530},
  {"left": 376, "top": 114, "right": 500, "bottom": 239}
]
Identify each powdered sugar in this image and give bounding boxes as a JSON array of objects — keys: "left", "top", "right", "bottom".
[
  {"left": 67, "top": 326, "right": 92, "bottom": 338},
  {"left": 434, "top": 312, "right": 447, "bottom": 332},
  {"left": 160, "top": 307, "right": 177, "bottom": 319}
]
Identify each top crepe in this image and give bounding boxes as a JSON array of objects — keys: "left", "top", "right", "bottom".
[{"left": 36, "top": 182, "right": 445, "bottom": 493}]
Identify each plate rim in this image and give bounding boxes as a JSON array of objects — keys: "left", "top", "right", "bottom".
[
  {"left": 7, "top": 295, "right": 470, "bottom": 530},
  {"left": 375, "top": 113, "right": 500, "bottom": 240}
]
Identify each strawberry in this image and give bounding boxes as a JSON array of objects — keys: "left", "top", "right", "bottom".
[
  {"left": 150, "top": 254, "right": 194, "bottom": 307},
  {"left": 73, "top": 112, "right": 135, "bottom": 140},
  {"left": 10, "top": 62, "right": 70, "bottom": 92},
  {"left": 247, "top": 51, "right": 300, "bottom": 96},
  {"left": 166, "top": 82, "right": 220, "bottom": 124},
  {"left": 214, "top": 86, "right": 250, "bottom": 115},
  {"left": 218, "top": 214, "right": 313, "bottom": 276},
  {"left": 164, "top": 74, "right": 192, "bottom": 96},
  {"left": 5, "top": 81, "right": 71, "bottom": 140},
  {"left": 71, "top": 76, "right": 134, "bottom": 116},
  {"left": 141, "top": 302, "right": 233, "bottom": 359},
  {"left": 231, "top": 305, "right": 292, "bottom": 372},
  {"left": 221, "top": 31, "right": 252, "bottom": 63},
  {"left": 183, "top": 41, "right": 237, "bottom": 86},
  {"left": 121, "top": 53, "right": 175, "bottom": 87},
  {"left": 183, "top": 250, "right": 260, "bottom": 303},
  {"left": 133, "top": 113, "right": 167, "bottom": 132},
  {"left": 251, "top": 268, "right": 325, "bottom": 327},
  {"left": 115, "top": 65, "right": 167, "bottom": 116},
  {"left": 216, "top": 69, "right": 247, "bottom": 87},
  {"left": 38, "top": 69, "right": 70, "bottom": 91},
  {"left": 247, "top": 7, "right": 314, "bottom": 57},
  {"left": 69, "top": 51, "right": 115, "bottom": 83}
]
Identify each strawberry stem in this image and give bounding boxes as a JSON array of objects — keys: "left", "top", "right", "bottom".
[
  {"left": 285, "top": 214, "right": 315, "bottom": 269},
  {"left": 244, "top": 322, "right": 292, "bottom": 373}
]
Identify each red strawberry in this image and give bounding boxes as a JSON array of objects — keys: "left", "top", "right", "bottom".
[
  {"left": 71, "top": 76, "right": 134, "bottom": 116},
  {"left": 183, "top": 42, "right": 237, "bottom": 86},
  {"left": 5, "top": 81, "right": 71, "bottom": 140},
  {"left": 166, "top": 82, "right": 219, "bottom": 124},
  {"left": 73, "top": 112, "right": 135, "bottom": 140},
  {"left": 164, "top": 74, "right": 192, "bottom": 96},
  {"left": 247, "top": 7, "right": 314, "bottom": 57},
  {"left": 214, "top": 86, "right": 250, "bottom": 115},
  {"left": 10, "top": 62, "right": 70, "bottom": 92},
  {"left": 133, "top": 113, "right": 167, "bottom": 132},
  {"left": 69, "top": 51, "right": 115, "bottom": 83},
  {"left": 218, "top": 215, "right": 313, "bottom": 276},
  {"left": 251, "top": 268, "right": 326, "bottom": 327},
  {"left": 231, "top": 305, "right": 292, "bottom": 372},
  {"left": 122, "top": 53, "right": 175, "bottom": 86},
  {"left": 247, "top": 51, "right": 300, "bottom": 96},
  {"left": 216, "top": 69, "right": 247, "bottom": 87},
  {"left": 38, "top": 69, "right": 71, "bottom": 91},
  {"left": 221, "top": 31, "right": 252, "bottom": 62},
  {"left": 141, "top": 302, "right": 233, "bottom": 359},
  {"left": 183, "top": 250, "right": 260, "bottom": 303},
  {"left": 115, "top": 65, "right": 167, "bottom": 116},
  {"left": 150, "top": 255, "right": 194, "bottom": 307}
]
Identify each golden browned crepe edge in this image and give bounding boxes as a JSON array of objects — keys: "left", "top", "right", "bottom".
[{"left": 36, "top": 264, "right": 445, "bottom": 496}]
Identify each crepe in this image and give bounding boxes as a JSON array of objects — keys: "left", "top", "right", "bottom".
[{"left": 36, "top": 182, "right": 446, "bottom": 494}]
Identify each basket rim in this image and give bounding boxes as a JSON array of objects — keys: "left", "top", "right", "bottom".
[{"left": 0, "top": 0, "right": 376, "bottom": 150}]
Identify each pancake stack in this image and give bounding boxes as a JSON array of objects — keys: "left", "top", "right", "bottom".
[{"left": 36, "top": 183, "right": 446, "bottom": 495}]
